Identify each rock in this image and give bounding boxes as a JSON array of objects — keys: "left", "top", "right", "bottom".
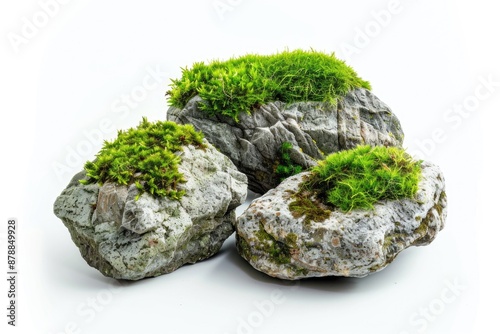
[
  {"left": 167, "top": 88, "right": 404, "bottom": 194},
  {"left": 235, "top": 161, "right": 446, "bottom": 280},
  {"left": 53, "top": 141, "right": 247, "bottom": 280}
]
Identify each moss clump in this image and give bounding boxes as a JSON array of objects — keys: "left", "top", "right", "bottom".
[
  {"left": 284, "top": 233, "right": 299, "bottom": 247},
  {"left": 275, "top": 142, "right": 303, "bottom": 181},
  {"left": 295, "top": 145, "right": 422, "bottom": 213},
  {"left": 255, "top": 222, "right": 291, "bottom": 265},
  {"left": 167, "top": 49, "right": 371, "bottom": 121},
  {"left": 289, "top": 190, "right": 332, "bottom": 225},
  {"left": 80, "top": 118, "right": 206, "bottom": 200}
]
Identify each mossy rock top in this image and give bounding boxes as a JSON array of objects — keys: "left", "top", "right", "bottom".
[
  {"left": 295, "top": 145, "right": 422, "bottom": 214},
  {"left": 81, "top": 118, "right": 206, "bottom": 200},
  {"left": 54, "top": 119, "right": 248, "bottom": 280},
  {"left": 167, "top": 49, "right": 371, "bottom": 121}
]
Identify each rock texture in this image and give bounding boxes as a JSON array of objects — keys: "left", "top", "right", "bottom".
[
  {"left": 167, "top": 88, "right": 404, "bottom": 194},
  {"left": 54, "top": 141, "right": 247, "bottom": 280},
  {"left": 235, "top": 161, "right": 446, "bottom": 280}
]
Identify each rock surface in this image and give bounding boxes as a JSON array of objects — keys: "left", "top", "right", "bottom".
[
  {"left": 167, "top": 88, "right": 404, "bottom": 194},
  {"left": 235, "top": 161, "right": 446, "bottom": 280},
  {"left": 54, "top": 141, "right": 247, "bottom": 280}
]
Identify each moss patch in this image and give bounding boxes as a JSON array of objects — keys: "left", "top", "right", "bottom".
[
  {"left": 167, "top": 49, "right": 371, "bottom": 121},
  {"left": 414, "top": 191, "right": 446, "bottom": 244},
  {"left": 383, "top": 233, "right": 407, "bottom": 251},
  {"left": 254, "top": 222, "right": 291, "bottom": 265},
  {"left": 275, "top": 142, "right": 303, "bottom": 181},
  {"left": 289, "top": 188, "right": 332, "bottom": 225},
  {"left": 435, "top": 191, "right": 446, "bottom": 217},
  {"left": 236, "top": 235, "right": 252, "bottom": 260},
  {"left": 299, "top": 145, "right": 422, "bottom": 212},
  {"left": 80, "top": 118, "right": 206, "bottom": 200},
  {"left": 285, "top": 233, "right": 299, "bottom": 247}
]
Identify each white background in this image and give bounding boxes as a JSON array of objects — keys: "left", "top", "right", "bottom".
[{"left": 1, "top": 0, "right": 499, "bottom": 333}]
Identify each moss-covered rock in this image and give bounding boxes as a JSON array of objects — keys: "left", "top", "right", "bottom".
[
  {"left": 54, "top": 121, "right": 247, "bottom": 280},
  {"left": 235, "top": 157, "right": 446, "bottom": 280},
  {"left": 167, "top": 50, "right": 371, "bottom": 121}
]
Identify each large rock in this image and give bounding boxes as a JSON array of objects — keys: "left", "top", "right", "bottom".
[
  {"left": 235, "top": 161, "right": 446, "bottom": 280},
  {"left": 54, "top": 141, "right": 247, "bottom": 280},
  {"left": 167, "top": 88, "right": 404, "bottom": 194}
]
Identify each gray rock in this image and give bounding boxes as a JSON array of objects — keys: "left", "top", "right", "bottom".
[
  {"left": 235, "top": 161, "right": 446, "bottom": 280},
  {"left": 167, "top": 88, "right": 404, "bottom": 194},
  {"left": 53, "top": 141, "right": 247, "bottom": 280}
]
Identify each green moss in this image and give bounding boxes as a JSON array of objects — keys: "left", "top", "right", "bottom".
[
  {"left": 383, "top": 233, "right": 407, "bottom": 251},
  {"left": 289, "top": 188, "right": 332, "bottom": 225},
  {"left": 414, "top": 192, "right": 445, "bottom": 244},
  {"left": 299, "top": 145, "right": 422, "bottom": 212},
  {"left": 237, "top": 235, "right": 251, "bottom": 258},
  {"left": 414, "top": 219, "right": 429, "bottom": 237},
  {"left": 275, "top": 141, "right": 303, "bottom": 181},
  {"left": 80, "top": 118, "right": 206, "bottom": 200},
  {"left": 292, "top": 267, "right": 310, "bottom": 277},
  {"left": 167, "top": 49, "right": 371, "bottom": 121},
  {"left": 255, "top": 222, "right": 291, "bottom": 265},
  {"left": 285, "top": 233, "right": 299, "bottom": 247},
  {"left": 435, "top": 191, "right": 446, "bottom": 217},
  {"left": 240, "top": 228, "right": 309, "bottom": 276}
]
